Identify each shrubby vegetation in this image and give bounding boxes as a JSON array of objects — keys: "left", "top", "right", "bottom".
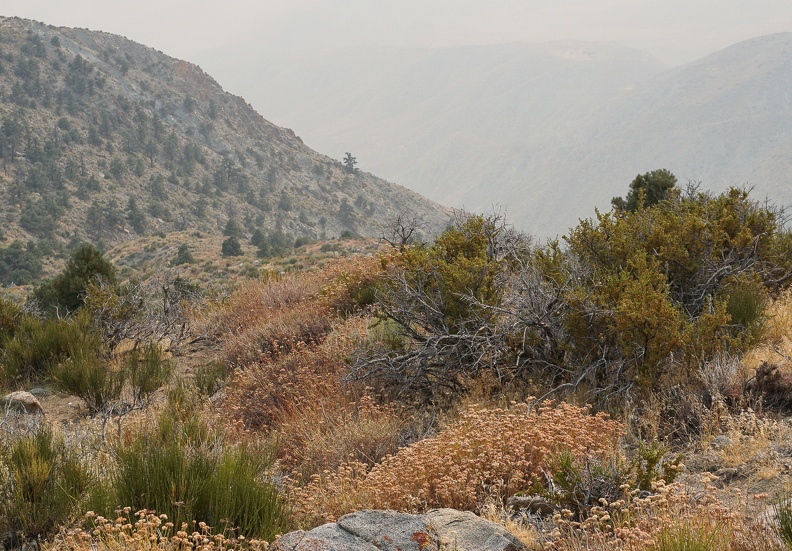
[
  {"left": 1, "top": 172, "right": 792, "bottom": 550},
  {"left": 0, "top": 240, "right": 43, "bottom": 285},
  {"left": 33, "top": 243, "right": 117, "bottom": 315},
  {"left": 354, "top": 183, "right": 792, "bottom": 408},
  {"left": 0, "top": 425, "right": 93, "bottom": 541}
]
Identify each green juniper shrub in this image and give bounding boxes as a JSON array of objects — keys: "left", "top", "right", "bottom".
[
  {"left": 33, "top": 243, "right": 117, "bottom": 315},
  {"left": 221, "top": 236, "right": 243, "bottom": 257},
  {"left": 171, "top": 243, "right": 196, "bottom": 266}
]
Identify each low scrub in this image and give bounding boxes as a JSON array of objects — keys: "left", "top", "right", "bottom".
[
  {"left": 277, "top": 394, "right": 405, "bottom": 482},
  {"left": 291, "top": 401, "right": 622, "bottom": 526},
  {"left": 548, "top": 480, "right": 781, "bottom": 551},
  {"left": 355, "top": 186, "right": 792, "bottom": 408},
  {"left": 50, "top": 342, "right": 123, "bottom": 414},
  {"left": 125, "top": 341, "right": 173, "bottom": 404},
  {"left": 223, "top": 301, "right": 332, "bottom": 367},
  {"left": 210, "top": 256, "right": 386, "bottom": 368},
  {"left": 93, "top": 412, "right": 290, "bottom": 539},
  {"left": 65, "top": 509, "right": 268, "bottom": 551},
  {"left": 224, "top": 317, "right": 366, "bottom": 431},
  {"left": 0, "top": 309, "right": 101, "bottom": 386},
  {"left": 0, "top": 424, "right": 93, "bottom": 541}
]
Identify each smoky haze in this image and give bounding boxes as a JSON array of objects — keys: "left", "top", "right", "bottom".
[
  {"left": 4, "top": 1, "right": 792, "bottom": 238},
  {"left": 4, "top": 1, "right": 792, "bottom": 77}
]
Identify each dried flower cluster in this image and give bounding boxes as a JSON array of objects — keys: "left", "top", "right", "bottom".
[
  {"left": 290, "top": 401, "right": 622, "bottom": 526},
  {"left": 546, "top": 479, "right": 782, "bottom": 551},
  {"left": 57, "top": 509, "right": 270, "bottom": 551}
]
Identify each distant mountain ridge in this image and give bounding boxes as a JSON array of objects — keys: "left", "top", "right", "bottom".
[
  {"left": 0, "top": 16, "right": 451, "bottom": 278},
  {"left": 552, "top": 32, "right": 792, "bottom": 230},
  {"left": 232, "top": 35, "right": 792, "bottom": 237}
]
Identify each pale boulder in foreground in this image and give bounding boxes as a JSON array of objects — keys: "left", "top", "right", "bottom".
[
  {"left": 273, "top": 508, "right": 526, "bottom": 551},
  {"left": 1, "top": 391, "right": 44, "bottom": 415}
]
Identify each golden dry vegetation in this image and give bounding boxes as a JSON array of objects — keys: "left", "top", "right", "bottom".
[{"left": 2, "top": 201, "right": 792, "bottom": 551}]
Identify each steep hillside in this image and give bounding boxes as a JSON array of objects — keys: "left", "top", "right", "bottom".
[{"left": 0, "top": 17, "right": 450, "bottom": 284}]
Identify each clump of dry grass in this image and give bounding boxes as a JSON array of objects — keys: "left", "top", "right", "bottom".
[
  {"left": 223, "top": 317, "right": 367, "bottom": 431},
  {"left": 290, "top": 401, "right": 623, "bottom": 527},
  {"left": 716, "top": 407, "right": 789, "bottom": 470},
  {"left": 223, "top": 315, "right": 408, "bottom": 482},
  {"left": 201, "top": 255, "right": 387, "bottom": 368},
  {"left": 479, "top": 500, "right": 543, "bottom": 550},
  {"left": 206, "top": 273, "right": 323, "bottom": 338},
  {"left": 223, "top": 302, "right": 333, "bottom": 367},
  {"left": 544, "top": 478, "right": 786, "bottom": 551},
  {"left": 276, "top": 393, "right": 406, "bottom": 481}
]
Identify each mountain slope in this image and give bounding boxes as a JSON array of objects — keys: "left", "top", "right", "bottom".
[
  {"left": 233, "top": 35, "right": 792, "bottom": 238},
  {"left": 547, "top": 32, "right": 792, "bottom": 230},
  {"left": 227, "top": 42, "right": 666, "bottom": 234},
  {"left": 0, "top": 17, "right": 450, "bottom": 283}
]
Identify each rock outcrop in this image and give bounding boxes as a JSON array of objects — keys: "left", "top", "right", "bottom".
[
  {"left": 273, "top": 509, "right": 525, "bottom": 551},
  {"left": 1, "top": 391, "right": 44, "bottom": 415}
]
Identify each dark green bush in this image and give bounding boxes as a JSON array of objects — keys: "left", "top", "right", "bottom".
[
  {"left": 0, "top": 310, "right": 100, "bottom": 386},
  {"left": 33, "top": 243, "right": 117, "bottom": 315},
  {"left": 50, "top": 340, "right": 122, "bottom": 414},
  {"left": 171, "top": 243, "right": 196, "bottom": 266},
  {"left": 221, "top": 236, "right": 243, "bottom": 257},
  {"left": 0, "top": 240, "right": 43, "bottom": 285}
]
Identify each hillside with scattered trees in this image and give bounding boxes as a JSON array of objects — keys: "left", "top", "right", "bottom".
[{"left": 0, "top": 16, "right": 450, "bottom": 286}]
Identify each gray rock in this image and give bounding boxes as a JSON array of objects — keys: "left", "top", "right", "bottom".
[
  {"left": 712, "top": 435, "right": 732, "bottom": 449},
  {"left": 272, "top": 509, "right": 525, "bottom": 551},
  {"left": 274, "top": 522, "right": 382, "bottom": 551},
  {"left": 272, "top": 530, "right": 306, "bottom": 551},
  {"left": 1, "top": 391, "right": 44, "bottom": 415},
  {"left": 338, "top": 510, "right": 438, "bottom": 551},
  {"left": 426, "top": 509, "right": 525, "bottom": 551}
]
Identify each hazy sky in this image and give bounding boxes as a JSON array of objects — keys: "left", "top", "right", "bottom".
[{"left": 3, "top": 0, "right": 792, "bottom": 68}]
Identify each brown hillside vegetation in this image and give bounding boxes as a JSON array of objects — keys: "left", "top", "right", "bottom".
[{"left": 2, "top": 184, "right": 792, "bottom": 550}]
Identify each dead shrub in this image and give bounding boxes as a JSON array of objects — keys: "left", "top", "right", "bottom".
[
  {"left": 223, "top": 318, "right": 368, "bottom": 431},
  {"left": 222, "top": 302, "right": 333, "bottom": 368},
  {"left": 745, "top": 361, "right": 792, "bottom": 412}
]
